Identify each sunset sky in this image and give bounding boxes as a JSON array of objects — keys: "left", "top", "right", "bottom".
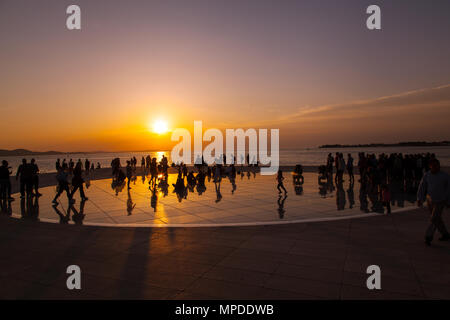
[{"left": 1, "top": 0, "right": 450, "bottom": 152}]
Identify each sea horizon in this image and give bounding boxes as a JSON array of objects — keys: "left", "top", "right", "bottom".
[{"left": 2, "top": 145, "right": 450, "bottom": 173}]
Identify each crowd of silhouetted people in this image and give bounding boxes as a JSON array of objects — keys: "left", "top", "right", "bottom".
[
  {"left": 1, "top": 151, "right": 449, "bottom": 245},
  {"left": 319, "top": 152, "right": 440, "bottom": 214},
  {"left": 0, "top": 158, "right": 43, "bottom": 221},
  {"left": 109, "top": 154, "right": 258, "bottom": 206},
  {"left": 0, "top": 158, "right": 41, "bottom": 200},
  {"left": 55, "top": 158, "right": 101, "bottom": 173}
]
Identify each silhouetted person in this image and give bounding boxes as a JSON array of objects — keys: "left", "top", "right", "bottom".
[
  {"left": 56, "top": 158, "right": 61, "bottom": 171},
  {"left": 53, "top": 167, "right": 73, "bottom": 204},
  {"left": 30, "top": 158, "right": 42, "bottom": 196},
  {"left": 61, "top": 159, "right": 68, "bottom": 170},
  {"left": 70, "top": 162, "right": 88, "bottom": 201},
  {"left": 196, "top": 171, "right": 207, "bottom": 195},
  {"left": 149, "top": 157, "right": 158, "bottom": 186},
  {"left": 16, "top": 159, "right": 33, "bottom": 198},
  {"left": 145, "top": 155, "right": 151, "bottom": 168},
  {"left": 182, "top": 163, "right": 188, "bottom": 179},
  {"left": 347, "top": 154, "right": 354, "bottom": 182},
  {"left": 173, "top": 173, "right": 187, "bottom": 202},
  {"left": 161, "top": 155, "right": 169, "bottom": 174},
  {"left": 415, "top": 156, "right": 424, "bottom": 181},
  {"left": 0, "top": 160, "right": 13, "bottom": 200},
  {"left": 335, "top": 153, "right": 345, "bottom": 184},
  {"left": 327, "top": 153, "right": 334, "bottom": 174},
  {"left": 187, "top": 171, "right": 196, "bottom": 186},
  {"left": 417, "top": 159, "right": 450, "bottom": 246},
  {"left": 276, "top": 170, "right": 287, "bottom": 194},
  {"left": 85, "top": 159, "right": 90, "bottom": 173},
  {"left": 69, "top": 159, "right": 74, "bottom": 173},
  {"left": 111, "top": 158, "right": 121, "bottom": 176},
  {"left": 358, "top": 153, "right": 367, "bottom": 183},
  {"left": 126, "top": 160, "right": 132, "bottom": 189}
]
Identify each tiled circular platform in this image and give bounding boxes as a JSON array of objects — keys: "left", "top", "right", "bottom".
[{"left": 8, "top": 172, "right": 416, "bottom": 227}]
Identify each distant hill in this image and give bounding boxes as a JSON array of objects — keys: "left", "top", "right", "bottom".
[
  {"left": 319, "top": 141, "right": 450, "bottom": 149},
  {"left": 0, "top": 149, "right": 64, "bottom": 156}
]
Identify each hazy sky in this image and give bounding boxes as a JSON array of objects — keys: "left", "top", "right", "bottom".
[{"left": 1, "top": 0, "right": 450, "bottom": 151}]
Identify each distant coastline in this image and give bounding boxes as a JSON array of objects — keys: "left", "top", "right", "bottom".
[
  {"left": 0, "top": 149, "right": 100, "bottom": 157},
  {"left": 319, "top": 141, "right": 450, "bottom": 149},
  {"left": 2, "top": 141, "right": 450, "bottom": 157},
  {"left": 0, "top": 149, "right": 166, "bottom": 157}
]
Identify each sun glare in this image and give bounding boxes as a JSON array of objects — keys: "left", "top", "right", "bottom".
[{"left": 152, "top": 119, "right": 169, "bottom": 134}]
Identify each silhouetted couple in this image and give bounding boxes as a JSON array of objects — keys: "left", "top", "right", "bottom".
[
  {"left": 16, "top": 158, "right": 41, "bottom": 198},
  {"left": 53, "top": 162, "right": 88, "bottom": 204}
]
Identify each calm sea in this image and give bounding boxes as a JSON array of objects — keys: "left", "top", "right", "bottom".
[{"left": 3, "top": 146, "right": 450, "bottom": 173}]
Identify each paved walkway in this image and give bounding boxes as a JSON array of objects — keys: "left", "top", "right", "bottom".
[{"left": 0, "top": 207, "right": 449, "bottom": 299}]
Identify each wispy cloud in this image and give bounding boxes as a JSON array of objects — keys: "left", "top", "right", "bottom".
[
  {"left": 230, "top": 84, "right": 450, "bottom": 146},
  {"left": 274, "top": 84, "right": 450, "bottom": 124}
]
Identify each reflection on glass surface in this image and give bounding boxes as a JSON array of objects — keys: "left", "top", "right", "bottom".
[{"left": 5, "top": 168, "right": 418, "bottom": 226}]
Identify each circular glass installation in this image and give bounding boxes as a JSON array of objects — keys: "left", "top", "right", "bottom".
[{"left": 4, "top": 172, "right": 416, "bottom": 227}]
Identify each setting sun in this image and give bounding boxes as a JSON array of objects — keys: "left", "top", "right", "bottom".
[{"left": 152, "top": 119, "right": 169, "bottom": 134}]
